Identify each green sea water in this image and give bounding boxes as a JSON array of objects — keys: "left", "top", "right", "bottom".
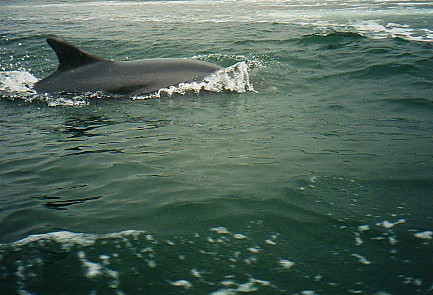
[{"left": 1, "top": 0, "right": 432, "bottom": 294}]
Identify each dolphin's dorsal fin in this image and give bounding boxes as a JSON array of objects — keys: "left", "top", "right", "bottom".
[{"left": 46, "top": 38, "right": 107, "bottom": 71}]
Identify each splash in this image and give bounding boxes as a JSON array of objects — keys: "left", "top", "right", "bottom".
[
  {"left": 133, "top": 62, "right": 256, "bottom": 100},
  {"left": 0, "top": 70, "right": 101, "bottom": 107},
  {"left": 0, "top": 70, "right": 37, "bottom": 93}
]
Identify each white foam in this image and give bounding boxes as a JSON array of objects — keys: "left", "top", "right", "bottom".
[
  {"left": 221, "top": 279, "right": 237, "bottom": 287},
  {"left": 351, "top": 253, "right": 372, "bottom": 265},
  {"left": 146, "top": 234, "right": 156, "bottom": 242},
  {"left": 170, "top": 279, "right": 192, "bottom": 289},
  {"left": 307, "top": 19, "right": 433, "bottom": 42},
  {"left": 355, "top": 233, "right": 364, "bottom": 246},
  {"left": 146, "top": 260, "right": 156, "bottom": 268},
  {"left": 247, "top": 247, "right": 261, "bottom": 254},
  {"left": 414, "top": 231, "right": 432, "bottom": 240},
  {"left": 79, "top": 251, "right": 103, "bottom": 278},
  {"left": 237, "top": 281, "right": 258, "bottom": 292},
  {"left": 9, "top": 231, "right": 97, "bottom": 250},
  {"left": 348, "top": 21, "right": 433, "bottom": 42},
  {"left": 234, "top": 234, "right": 248, "bottom": 240},
  {"left": 4, "top": 230, "right": 148, "bottom": 249},
  {"left": 100, "top": 255, "right": 111, "bottom": 266},
  {"left": 45, "top": 96, "right": 90, "bottom": 107},
  {"left": 403, "top": 276, "right": 423, "bottom": 286},
  {"left": 191, "top": 268, "right": 202, "bottom": 278},
  {"left": 265, "top": 239, "right": 276, "bottom": 245},
  {"left": 77, "top": 251, "right": 119, "bottom": 287},
  {"left": 388, "top": 236, "right": 398, "bottom": 246},
  {"left": 377, "top": 219, "right": 406, "bottom": 229},
  {"left": 0, "top": 71, "right": 37, "bottom": 93},
  {"left": 210, "top": 289, "right": 237, "bottom": 295},
  {"left": 211, "top": 227, "right": 230, "bottom": 234},
  {"left": 243, "top": 256, "right": 257, "bottom": 264},
  {"left": 279, "top": 259, "right": 295, "bottom": 269},
  {"left": 213, "top": 277, "right": 271, "bottom": 294},
  {"left": 134, "top": 62, "right": 255, "bottom": 100},
  {"left": 358, "top": 225, "right": 370, "bottom": 232},
  {"left": 250, "top": 278, "right": 270, "bottom": 286}
]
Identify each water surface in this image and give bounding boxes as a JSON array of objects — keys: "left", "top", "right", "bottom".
[{"left": 1, "top": 0, "right": 432, "bottom": 294}]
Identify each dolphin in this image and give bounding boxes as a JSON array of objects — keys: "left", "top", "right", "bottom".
[{"left": 34, "top": 38, "right": 223, "bottom": 95}]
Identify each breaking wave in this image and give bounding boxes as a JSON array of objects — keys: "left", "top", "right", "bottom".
[{"left": 304, "top": 20, "right": 433, "bottom": 42}]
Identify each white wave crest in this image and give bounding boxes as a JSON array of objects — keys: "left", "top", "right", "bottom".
[
  {"left": 3, "top": 230, "right": 148, "bottom": 250},
  {"left": 353, "top": 21, "right": 433, "bottom": 42},
  {"left": 133, "top": 61, "right": 256, "bottom": 100},
  {"left": 311, "top": 20, "right": 433, "bottom": 42}
]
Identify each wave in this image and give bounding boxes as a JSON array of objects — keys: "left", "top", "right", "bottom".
[
  {"left": 347, "top": 62, "right": 425, "bottom": 79},
  {"left": 379, "top": 97, "right": 433, "bottom": 108},
  {"left": 4, "top": 1, "right": 432, "bottom": 43},
  {"left": 299, "top": 20, "right": 433, "bottom": 43},
  {"left": 352, "top": 21, "right": 433, "bottom": 42},
  {"left": 0, "top": 61, "right": 256, "bottom": 106},
  {"left": 298, "top": 31, "right": 365, "bottom": 48},
  {"left": 1, "top": 208, "right": 431, "bottom": 294},
  {"left": 314, "top": 58, "right": 433, "bottom": 86}
]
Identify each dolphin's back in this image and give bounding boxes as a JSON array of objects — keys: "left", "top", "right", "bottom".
[{"left": 34, "top": 38, "right": 222, "bottom": 95}]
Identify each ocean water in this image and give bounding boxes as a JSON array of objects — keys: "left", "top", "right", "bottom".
[{"left": 1, "top": 0, "right": 432, "bottom": 294}]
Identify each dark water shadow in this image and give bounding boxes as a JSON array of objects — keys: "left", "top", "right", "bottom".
[{"left": 34, "top": 195, "right": 103, "bottom": 210}]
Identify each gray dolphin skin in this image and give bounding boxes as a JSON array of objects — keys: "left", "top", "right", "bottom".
[{"left": 34, "top": 38, "right": 223, "bottom": 95}]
